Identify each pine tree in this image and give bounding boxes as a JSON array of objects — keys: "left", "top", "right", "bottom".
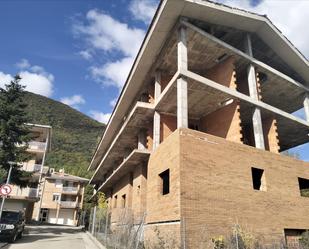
[{"left": 0, "top": 75, "right": 32, "bottom": 187}]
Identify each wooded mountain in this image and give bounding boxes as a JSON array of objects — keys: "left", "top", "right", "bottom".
[{"left": 23, "top": 91, "right": 105, "bottom": 178}]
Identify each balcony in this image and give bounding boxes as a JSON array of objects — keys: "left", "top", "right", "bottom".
[
  {"left": 60, "top": 201, "right": 77, "bottom": 208},
  {"left": 62, "top": 187, "right": 79, "bottom": 194},
  {"left": 28, "top": 188, "right": 38, "bottom": 198},
  {"left": 28, "top": 141, "right": 46, "bottom": 152},
  {"left": 22, "top": 163, "right": 42, "bottom": 172}
]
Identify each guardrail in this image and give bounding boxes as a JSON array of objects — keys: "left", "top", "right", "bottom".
[
  {"left": 28, "top": 141, "right": 46, "bottom": 151},
  {"left": 28, "top": 188, "right": 38, "bottom": 198},
  {"left": 60, "top": 201, "right": 77, "bottom": 208},
  {"left": 62, "top": 187, "right": 78, "bottom": 193}
]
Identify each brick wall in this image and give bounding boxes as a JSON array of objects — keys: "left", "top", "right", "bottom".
[
  {"left": 178, "top": 128, "right": 309, "bottom": 248},
  {"left": 146, "top": 130, "right": 181, "bottom": 224},
  {"left": 263, "top": 117, "right": 280, "bottom": 153},
  {"left": 205, "top": 56, "right": 237, "bottom": 89},
  {"left": 199, "top": 101, "right": 243, "bottom": 144},
  {"left": 160, "top": 114, "right": 177, "bottom": 143}
]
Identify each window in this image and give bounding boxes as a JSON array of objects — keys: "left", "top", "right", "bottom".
[
  {"left": 121, "top": 194, "right": 126, "bottom": 208},
  {"left": 159, "top": 169, "right": 170, "bottom": 195},
  {"left": 284, "top": 229, "right": 305, "bottom": 249},
  {"left": 137, "top": 185, "right": 141, "bottom": 195},
  {"left": 298, "top": 178, "right": 309, "bottom": 197},
  {"left": 251, "top": 167, "right": 267, "bottom": 191},
  {"left": 114, "top": 195, "right": 118, "bottom": 208},
  {"left": 52, "top": 193, "right": 60, "bottom": 202}
]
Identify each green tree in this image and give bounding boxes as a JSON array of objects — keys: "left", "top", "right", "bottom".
[{"left": 0, "top": 75, "right": 31, "bottom": 187}]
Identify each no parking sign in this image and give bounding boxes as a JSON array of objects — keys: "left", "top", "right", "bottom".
[{"left": 0, "top": 184, "right": 12, "bottom": 196}]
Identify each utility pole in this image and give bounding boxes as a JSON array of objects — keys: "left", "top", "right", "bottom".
[{"left": 0, "top": 164, "right": 13, "bottom": 220}]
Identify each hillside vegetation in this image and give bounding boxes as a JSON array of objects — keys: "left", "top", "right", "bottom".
[{"left": 23, "top": 92, "right": 105, "bottom": 178}]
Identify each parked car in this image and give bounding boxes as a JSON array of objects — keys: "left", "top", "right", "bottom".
[{"left": 0, "top": 210, "right": 25, "bottom": 242}]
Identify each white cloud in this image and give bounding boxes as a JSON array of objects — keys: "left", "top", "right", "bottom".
[
  {"left": 89, "top": 110, "right": 111, "bottom": 124},
  {"left": 0, "top": 60, "right": 54, "bottom": 97},
  {"left": 79, "top": 50, "right": 93, "bottom": 60},
  {"left": 109, "top": 97, "right": 118, "bottom": 107},
  {"left": 16, "top": 59, "right": 30, "bottom": 69},
  {"left": 73, "top": 9, "right": 146, "bottom": 88},
  {"left": 74, "top": 9, "right": 145, "bottom": 57},
  {"left": 217, "top": 0, "right": 309, "bottom": 58},
  {"left": 129, "top": 0, "right": 157, "bottom": 24},
  {"left": 90, "top": 57, "right": 134, "bottom": 88},
  {"left": 60, "top": 95, "right": 86, "bottom": 109}
]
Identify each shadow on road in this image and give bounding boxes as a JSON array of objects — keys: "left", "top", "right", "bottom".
[{"left": 2, "top": 224, "right": 83, "bottom": 248}]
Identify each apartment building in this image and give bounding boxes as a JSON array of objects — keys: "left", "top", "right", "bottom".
[
  {"left": 88, "top": 0, "right": 309, "bottom": 248},
  {"left": 32, "top": 169, "right": 88, "bottom": 226},
  {"left": 5, "top": 123, "right": 51, "bottom": 222}
]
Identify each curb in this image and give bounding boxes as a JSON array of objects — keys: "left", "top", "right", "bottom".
[{"left": 85, "top": 231, "right": 106, "bottom": 249}]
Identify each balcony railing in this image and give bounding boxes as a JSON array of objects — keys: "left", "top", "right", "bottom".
[
  {"left": 28, "top": 141, "right": 46, "bottom": 151},
  {"left": 22, "top": 163, "right": 42, "bottom": 172},
  {"left": 60, "top": 201, "right": 77, "bottom": 208},
  {"left": 33, "top": 164, "right": 42, "bottom": 172},
  {"left": 28, "top": 188, "right": 38, "bottom": 198},
  {"left": 62, "top": 187, "right": 78, "bottom": 193}
]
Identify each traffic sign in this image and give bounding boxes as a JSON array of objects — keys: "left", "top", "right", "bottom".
[{"left": 0, "top": 184, "right": 12, "bottom": 196}]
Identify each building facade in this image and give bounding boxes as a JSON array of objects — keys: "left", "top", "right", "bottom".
[
  {"left": 88, "top": 0, "right": 309, "bottom": 248},
  {"left": 32, "top": 169, "right": 88, "bottom": 226},
  {"left": 5, "top": 124, "right": 51, "bottom": 222}
]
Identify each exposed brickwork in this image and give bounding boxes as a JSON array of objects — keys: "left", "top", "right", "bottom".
[
  {"left": 205, "top": 56, "right": 237, "bottom": 89},
  {"left": 199, "top": 101, "right": 243, "bottom": 143},
  {"left": 263, "top": 117, "right": 280, "bottom": 153},
  {"left": 160, "top": 114, "right": 177, "bottom": 143},
  {"left": 178, "top": 128, "right": 309, "bottom": 248},
  {"left": 146, "top": 131, "right": 181, "bottom": 224}
]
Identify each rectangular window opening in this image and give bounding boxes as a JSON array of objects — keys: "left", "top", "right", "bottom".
[
  {"left": 52, "top": 194, "right": 60, "bottom": 202},
  {"left": 114, "top": 195, "right": 118, "bottom": 208},
  {"left": 298, "top": 177, "right": 309, "bottom": 197},
  {"left": 159, "top": 169, "right": 170, "bottom": 195},
  {"left": 121, "top": 194, "right": 126, "bottom": 208},
  {"left": 251, "top": 167, "right": 266, "bottom": 191}
]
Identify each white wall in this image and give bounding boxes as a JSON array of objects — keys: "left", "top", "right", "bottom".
[
  {"left": 4, "top": 200, "right": 27, "bottom": 211},
  {"left": 47, "top": 209, "right": 75, "bottom": 226}
]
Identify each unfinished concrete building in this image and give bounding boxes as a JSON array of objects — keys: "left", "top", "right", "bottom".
[{"left": 88, "top": 0, "right": 309, "bottom": 247}]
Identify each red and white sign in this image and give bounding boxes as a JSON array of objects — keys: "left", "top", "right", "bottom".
[{"left": 0, "top": 184, "right": 12, "bottom": 196}]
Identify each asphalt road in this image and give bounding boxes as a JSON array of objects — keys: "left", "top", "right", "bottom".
[{"left": 2, "top": 225, "right": 101, "bottom": 249}]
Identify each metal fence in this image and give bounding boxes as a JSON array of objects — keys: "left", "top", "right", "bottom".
[{"left": 80, "top": 207, "right": 302, "bottom": 249}]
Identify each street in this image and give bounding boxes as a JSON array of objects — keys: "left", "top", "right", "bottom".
[{"left": 1, "top": 225, "right": 102, "bottom": 249}]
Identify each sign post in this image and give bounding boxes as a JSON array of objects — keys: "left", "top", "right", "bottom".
[{"left": 0, "top": 164, "right": 13, "bottom": 220}]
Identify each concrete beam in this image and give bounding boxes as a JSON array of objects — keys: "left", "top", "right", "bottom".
[
  {"left": 178, "top": 26, "right": 188, "bottom": 72},
  {"left": 177, "top": 77, "right": 188, "bottom": 128},
  {"left": 154, "top": 71, "right": 161, "bottom": 102},
  {"left": 153, "top": 111, "right": 160, "bottom": 150},
  {"left": 304, "top": 94, "right": 309, "bottom": 122},
  {"left": 181, "top": 20, "right": 309, "bottom": 93}
]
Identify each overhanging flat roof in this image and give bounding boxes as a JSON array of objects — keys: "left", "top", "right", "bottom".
[{"left": 89, "top": 0, "right": 309, "bottom": 171}]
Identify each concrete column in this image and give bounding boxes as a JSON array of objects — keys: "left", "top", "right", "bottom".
[
  {"left": 245, "top": 33, "right": 265, "bottom": 150},
  {"left": 252, "top": 108, "right": 265, "bottom": 149},
  {"left": 178, "top": 26, "right": 188, "bottom": 72},
  {"left": 55, "top": 202, "right": 60, "bottom": 224},
  {"left": 138, "top": 130, "right": 147, "bottom": 150},
  {"left": 153, "top": 111, "right": 160, "bottom": 150},
  {"left": 304, "top": 94, "right": 309, "bottom": 122},
  {"left": 154, "top": 71, "right": 161, "bottom": 102},
  {"left": 177, "top": 77, "right": 188, "bottom": 128}
]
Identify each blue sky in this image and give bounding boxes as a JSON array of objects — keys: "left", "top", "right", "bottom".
[{"left": 0, "top": 0, "right": 308, "bottom": 161}]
